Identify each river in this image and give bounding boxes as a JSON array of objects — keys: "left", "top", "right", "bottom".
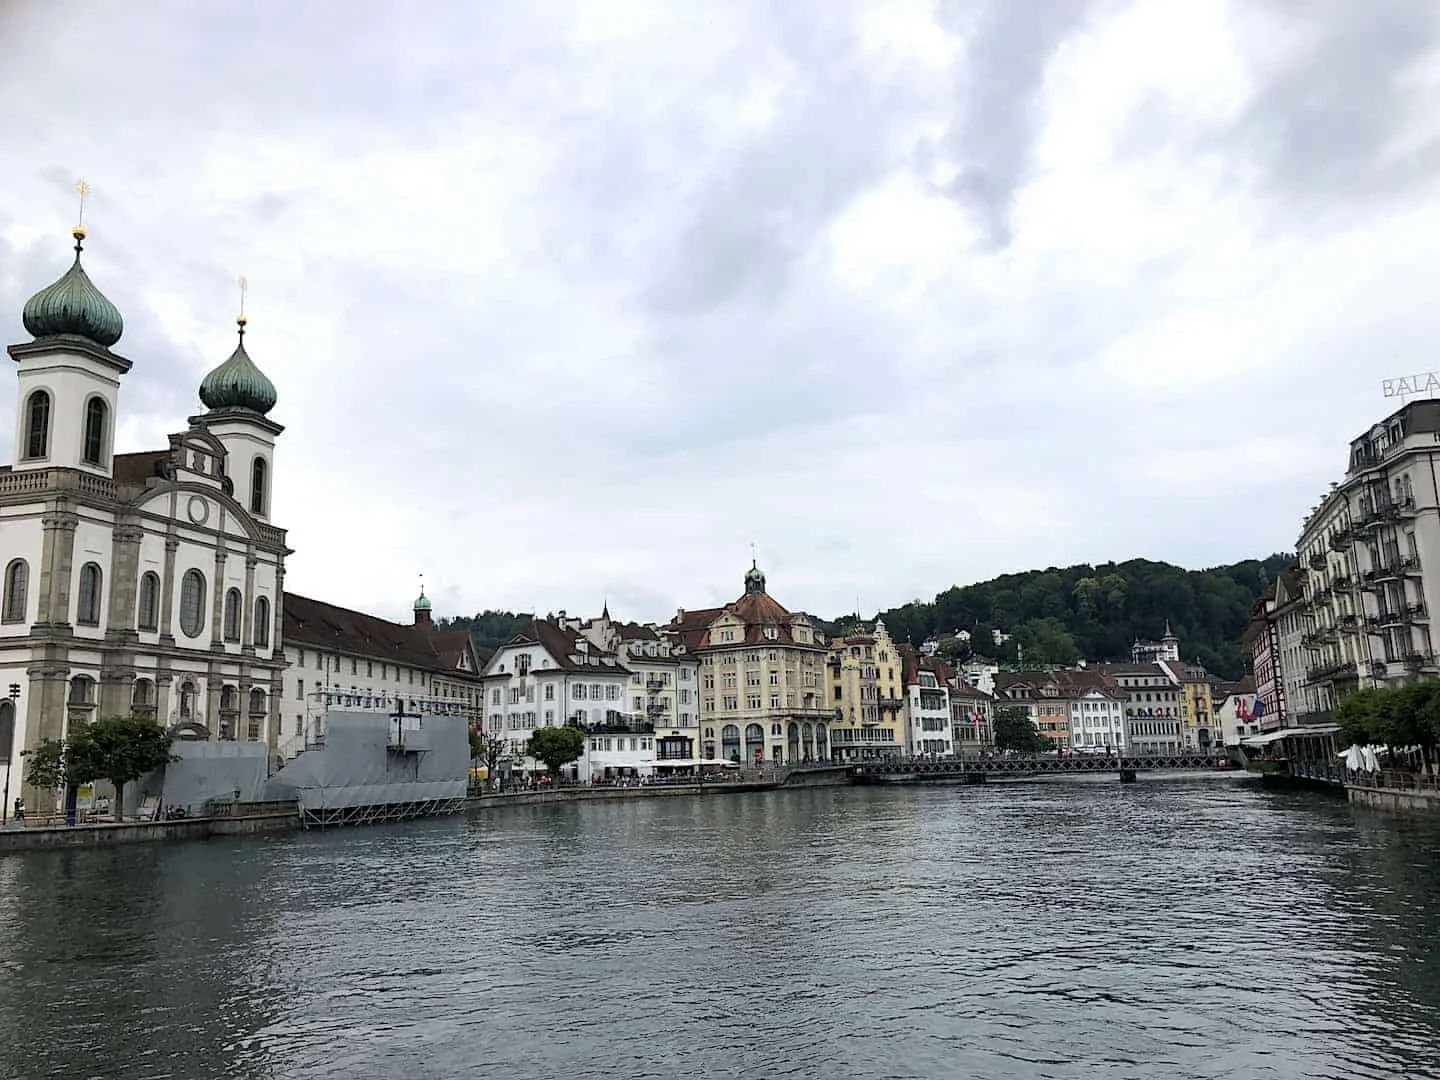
[{"left": 0, "top": 777, "right": 1437, "bottom": 1080}]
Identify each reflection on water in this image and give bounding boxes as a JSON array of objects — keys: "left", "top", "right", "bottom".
[{"left": 1, "top": 778, "right": 1438, "bottom": 1080}]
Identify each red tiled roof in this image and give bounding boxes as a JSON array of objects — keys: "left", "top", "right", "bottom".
[{"left": 499, "top": 618, "right": 632, "bottom": 676}]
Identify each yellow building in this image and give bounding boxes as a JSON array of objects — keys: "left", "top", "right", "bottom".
[
  {"left": 667, "top": 561, "right": 830, "bottom": 764},
  {"left": 825, "top": 619, "right": 905, "bottom": 760},
  {"left": 1163, "top": 660, "right": 1217, "bottom": 751}
]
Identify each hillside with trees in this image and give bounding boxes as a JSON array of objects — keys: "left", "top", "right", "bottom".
[
  {"left": 843, "top": 555, "right": 1292, "bottom": 680},
  {"left": 438, "top": 610, "right": 532, "bottom": 657}
]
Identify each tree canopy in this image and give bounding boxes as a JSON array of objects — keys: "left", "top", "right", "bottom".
[
  {"left": 66, "top": 717, "right": 176, "bottom": 821},
  {"left": 826, "top": 555, "right": 1291, "bottom": 679},
  {"left": 992, "top": 706, "right": 1048, "bottom": 753},
  {"left": 526, "top": 725, "right": 586, "bottom": 775},
  {"left": 1337, "top": 684, "right": 1440, "bottom": 759}
]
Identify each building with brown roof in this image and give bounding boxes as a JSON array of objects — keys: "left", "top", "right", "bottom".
[
  {"left": 901, "top": 647, "right": 955, "bottom": 756},
  {"left": 826, "top": 620, "right": 905, "bottom": 760},
  {"left": 1096, "top": 662, "right": 1185, "bottom": 752},
  {"left": 665, "top": 561, "right": 829, "bottom": 764},
  {"left": 948, "top": 679, "right": 993, "bottom": 749},
  {"left": 277, "top": 587, "right": 485, "bottom": 757}
]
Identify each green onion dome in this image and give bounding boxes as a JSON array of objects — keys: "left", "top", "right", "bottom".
[
  {"left": 198, "top": 319, "right": 278, "bottom": 415},
  {"left": 21, "top": 229, "right": 124, "bottom": 347},
  {"left": 414, "top": 589, "right": 432, "bottom": 612}
]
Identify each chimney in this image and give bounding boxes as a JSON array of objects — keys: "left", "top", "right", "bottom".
[{"left": 675, "top": 607, "right": 685, "bottom": 622}]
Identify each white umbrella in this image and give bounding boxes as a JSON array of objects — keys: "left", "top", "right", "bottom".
[
  {"left": 1343, "top": 745, "right": 1366, "bottom": 771},
  {"left": 1361, "top": 746, "right": 1381, "bottom": 773}
]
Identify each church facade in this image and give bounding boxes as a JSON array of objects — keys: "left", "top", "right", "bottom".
[{"left": 0, "top": 222, "right": 288, "bottom": 810}]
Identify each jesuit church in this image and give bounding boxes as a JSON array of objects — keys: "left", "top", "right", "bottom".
[{"left": 0, "top": 220, "right": 288, "bottom": 808}]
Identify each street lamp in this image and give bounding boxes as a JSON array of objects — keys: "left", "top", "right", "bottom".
[{"left": 2, "top": 683, "right": 20, "bottom": 826}]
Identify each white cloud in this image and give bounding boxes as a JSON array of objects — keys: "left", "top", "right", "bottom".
[{"left": 1, "top": 0, "right": 1438, "bottom": 627}]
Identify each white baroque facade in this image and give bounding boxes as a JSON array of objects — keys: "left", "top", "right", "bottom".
[{"left": 0, "top": 226, "right": 287, "bottom": 809}]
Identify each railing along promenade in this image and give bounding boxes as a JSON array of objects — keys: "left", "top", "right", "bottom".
[
  {"left": 852, "top": 752, "right": 1232, "bottom": 781},
  {"left": 1286, "top": 756, "right": 1440, "bottom": 795}
]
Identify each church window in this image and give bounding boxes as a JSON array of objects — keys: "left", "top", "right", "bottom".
[
  {"left": 179, "top": 680, "right": 196, "bottom": 720},
  {"left": 77, "top": 563, "right": 102, "bottom": 626},
  {"left": 137, "top": 572, "right": 160, "bottom": 631},
  {"left": 82, "top": 397, "right": 107, "bottom": 465},
  {"left": 179, "top": 570, "right": 207, "bottom": 638},
  {"left": 2, "top": 559, "right": 27, "bottom": 623},
  {"left": 251, "top": 457, "right": 268, "bottom": 515},
  {"left": 249, "top": 688, "right": 266, "bottom": 716},
  {"left": 223, "top": 589, "right": 242, "bottom": 642},
  {"left": 23, "top": 390, "right": 50, "bottom": 459},
  {"left": 255, "top": 597, "right": 272, "bottom": 648}
]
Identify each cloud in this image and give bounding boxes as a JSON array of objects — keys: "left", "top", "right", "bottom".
[{"left": 0, "top": 0, "right": 1438, "bottom": 629}]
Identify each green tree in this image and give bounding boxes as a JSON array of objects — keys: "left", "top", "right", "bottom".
[
  {"left": 992, "top": 706, "right": 1047, "bottom": 753},
  {"left": 526, "top": 725, "right": 586, "bottom": 776},
  {"left": 65, "top": 716, "right": 176, "bottom": 822},
  {"left": 22, "top": 738, "right": 67, "bottom": 798},
  {"left": 469, "top": 727, "right": 507, "bottom": 790},
  {"left": 1013, "top": 617, "right": 1080, "bottom": 666}
]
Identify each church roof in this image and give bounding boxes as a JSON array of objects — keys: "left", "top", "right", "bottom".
[
  {"left": 199, "top": 322, "right": 277, "bottom": 415},
  {"left": 22, "top": 231, "right": 124, "bottom": 348}
]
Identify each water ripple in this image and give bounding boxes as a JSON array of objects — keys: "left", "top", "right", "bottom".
[{"left": 1, "top": 779, "right": 1439, "bottom": 1079}]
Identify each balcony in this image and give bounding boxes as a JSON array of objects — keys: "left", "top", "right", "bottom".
[
  {"left": 1331, "top": 575, "right": 1353, "bottom": 591},
  {"left": 568, "top": 719, "right": 656, "bottom": 735},
  {"left": 1336, "top": 613, "right": 1360, "bottom": 632},
  {"left": 1329, "top": 530, "right": 1353, "bottom": 552},
  {"left": 1408, "top": 602, "right": 1429, "bottom": 621},
  {"left": 1308, "top": 553, "right": 1326, "bottom": 570}
]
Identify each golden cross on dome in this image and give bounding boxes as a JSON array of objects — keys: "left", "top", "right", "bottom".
[
  {"left": 75, "top": 179, "right": 90, "bottom": 229},
  {"left": 237, "top": 276, "right": 249, "bottom": 330}
]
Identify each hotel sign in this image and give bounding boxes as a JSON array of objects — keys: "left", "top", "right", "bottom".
[{"left": 1383, "top": 371, "right": 1440, "bottom": 400}]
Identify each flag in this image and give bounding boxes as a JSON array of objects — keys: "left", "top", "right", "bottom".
[{"left": 1252, "top": 697, "right": 1266, "bottom": 721}]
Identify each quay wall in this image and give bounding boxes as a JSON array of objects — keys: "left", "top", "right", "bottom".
[
  {"left": 1348, "top": 785, "right": 1440, "bottom": 815},
  {"left": 0, "top": 806, "right": 300, "bottom": 856},
  {"left": 467, "top": 781, "right": 776, "bottom": 810}
]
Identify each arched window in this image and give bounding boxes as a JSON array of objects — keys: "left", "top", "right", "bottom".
[
  {"left": 77, "top": 562, "right": 102, "bottom": 626},
  {"left": 68, "top": 676, "right": 95, "bottom": 705},
  {"left": 250, "top": 456, "right": 268, "bottom": 515},
  {"left": 249, "top": 688, "right": 266, "bottom": 715},
  {"left": 223, "top": 588, "right": 242, "bottom": 642},
  {"left": 2, "top": 558, "right": 28, "bottom": 623},
  {"left": 220, "top": 685, "right": 238, "bottom": 712},
  {"left": 179, "top": 570, "right": 206, "bottom": 638},
  {"left": 137, "top": 572, "right": 160, "bottom": 631},
  {"left": 82, "top": 397, "right": 107, "bottom": 466},
  {"left": 0, "top": 701, "right": 14, "bottom": 769},
  {"left": 23, "top": 390, "right": 50, "bottom": 459},
  {"left": 254, "top": 595, "right": 271, "bottom": 648},
  {"left": 132, "top": 678, "right": 155, "bottom": 707}
]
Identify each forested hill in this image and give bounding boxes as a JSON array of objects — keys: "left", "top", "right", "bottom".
[
  {"left": 843, "top": 555, "right": 1293, "bottom": 680},
  {"left": 437, "top": 610, "right": 533, "bottom": 658}
]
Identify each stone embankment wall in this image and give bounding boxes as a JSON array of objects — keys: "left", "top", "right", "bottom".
[
  {"left": 1348, "top": 786, "right": 1440, "bottom": 814},
  {"left": 0, "top": 805, "right": 299, "bottom": 855}
]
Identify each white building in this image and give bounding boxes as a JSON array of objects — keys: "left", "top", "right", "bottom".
[
  {"left": 565, "top": 606, "right": 702, "bottom": 765},
  {"left": 903, "top": 655, "right": 954, "bottom": 757},
  {"left": 276, "top": 588, "right": 485, "bottom": 760},
  {"left": 1214, "top": 688, "right": 1263, "bottom": 748},
  {"left": 1288, "top": 400, "right": 1440, "bottom": 715},
  {"left": 1066, "top": 687, "right": 1128, "bottom": 752},
  {"left": 1131, "top": 622, "right": 1181, "bottom": 665},
  {"left": 1098, "top": 663, "right": 1184, "bottom": 753},
  {"left": 0, "top": 224, "right": 289, "bottom": 809},
  {"left": 480, "top": 617, "right": 640, "bottom": 777}
]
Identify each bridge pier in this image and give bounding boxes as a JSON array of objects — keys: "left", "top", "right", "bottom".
[
  {"left": 965, "top": 771, "right": 987, "bottom": 785},
  {"left": 1119, "top": 769, "right": 1137, "bottom": 784}
]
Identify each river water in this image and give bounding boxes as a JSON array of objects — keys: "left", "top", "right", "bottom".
[{"left": 1, "top": 777, "right": 1438, "bottom": 1080}]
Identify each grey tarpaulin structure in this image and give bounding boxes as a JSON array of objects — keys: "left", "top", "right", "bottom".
[{"left": 264, "top": 709, "right": 469, "bottom": 828}]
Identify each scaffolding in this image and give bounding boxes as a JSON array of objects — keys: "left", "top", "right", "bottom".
[{"left": 299, "top": 793, "right": 466, "bottom": 830}]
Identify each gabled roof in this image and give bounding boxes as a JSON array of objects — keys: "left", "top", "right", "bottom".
[
  {"left": 489, "top": 618, "right": 632, "bottom": 676},
  {"left": 665, "top": 585, "right": 823, "bottom": 650},
  {"left": 283, "top": 592, "right": 482, "bottom": 680}
]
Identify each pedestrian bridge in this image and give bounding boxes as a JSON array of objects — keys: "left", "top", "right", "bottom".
[{"left": 849, "top": 752, "right": 1236, "bottom": 784}]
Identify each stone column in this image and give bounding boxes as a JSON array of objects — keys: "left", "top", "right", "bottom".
[
  {"left": 271, "top": 561, "right": 285, "bottom": 662},
  {"left": 205, "top": 668, "right": 222, "bottom": 739},
  {"left": 154, "top": 658, "right": 173, "bottom": 726},
  {"left": 22, "top": 650, "right": 69, "bottom": 813},
  {"left": 241, "top": 551, "right": 258, "bottom": 655},
  {"left": 158, "top": 535, "right": 179, "bottom": 644},
  {"left": 36, "top": 509, "right": 78, "bottom": 630},
  {"left": 105, "top": 523, "right": 144, "bottom": 640},
  {"left": 210, "top": 549, "right": 227, "bottom": 652}
]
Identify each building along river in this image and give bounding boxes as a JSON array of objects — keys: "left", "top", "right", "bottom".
[{"left": 1, "top": 776, "right": 1438, "bottom": 1080}]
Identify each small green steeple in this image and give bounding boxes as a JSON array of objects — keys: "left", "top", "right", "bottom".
[
  {"left": 199, "top": 316, "right": 278, "bottom": 415},
  {"left": 22, "top": 228, "right": 124, "bottom": 348}
]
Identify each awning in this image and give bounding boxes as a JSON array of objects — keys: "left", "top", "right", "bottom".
[{"left": 1241, "top": 724, "right": 1341, "bottom": 747}]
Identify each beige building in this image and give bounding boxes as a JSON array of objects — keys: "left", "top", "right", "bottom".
[
  {"left": 825, "top": 620, "right": 904, "bottom": 760},
  {"left": 667, "top": 562, "right": 829, "bottom": 764}
]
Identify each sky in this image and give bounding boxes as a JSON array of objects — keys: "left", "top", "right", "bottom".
[{"left": 1, "top": 1, "right": 1438, "bottom": 627}]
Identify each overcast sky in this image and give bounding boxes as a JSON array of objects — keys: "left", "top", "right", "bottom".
[{"left": 1, "top": 1, "right": 1437, "bottom": 626}]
